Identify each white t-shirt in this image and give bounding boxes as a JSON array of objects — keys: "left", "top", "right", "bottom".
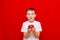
[{"left": 21, "top": 21, "right": 42, "bottom": 40}]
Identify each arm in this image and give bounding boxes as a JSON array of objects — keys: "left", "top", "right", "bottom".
[
  {"left": 33, "top": 31, "right": 40, "bottom": 38},
  {"left": 24, "top": 28, "right": 31, "bottom": 39},
  {"left": 32, "top": 28, "right": 40, "bottom": 38},
  {"left": 32, "top": 22, "right": 42, "bottom": 38},
  {"left": 24, "top": 31, "right": 30, "bottom": 39}
]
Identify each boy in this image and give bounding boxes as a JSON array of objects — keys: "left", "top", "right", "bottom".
[{"left": 21, "top": 8, "right": 42, "bottom": 40}]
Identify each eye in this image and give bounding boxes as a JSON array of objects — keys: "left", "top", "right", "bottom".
[{"left": 27, "top": 13, "right": 30, "bottom": 15}]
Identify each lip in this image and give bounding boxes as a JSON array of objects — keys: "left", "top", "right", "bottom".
[{"left": 30, "top": 18, "right": 32, "bottom": 19}]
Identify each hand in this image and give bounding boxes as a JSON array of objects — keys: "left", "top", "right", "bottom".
[
  {"left": 31, "top": 28, "right": 35, "bottom": 32},
  {"left": 28, "top": 28, "right": 32, "bottom": 32}
]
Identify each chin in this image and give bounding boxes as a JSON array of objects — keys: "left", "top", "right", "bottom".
[{"left": 29, "top": 19, "right": 34, "bottom": 22}]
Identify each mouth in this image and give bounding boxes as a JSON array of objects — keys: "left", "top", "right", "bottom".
[{"left": 30, "top": 18, "right": 32, "bottom": 19}]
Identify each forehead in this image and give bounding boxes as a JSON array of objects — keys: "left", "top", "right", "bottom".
[{"left": 27, "top": 10, "right": 35, "bottom": 14}]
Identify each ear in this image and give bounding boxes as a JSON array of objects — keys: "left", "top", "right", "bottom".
[{"left": 35, "top": 14, "right": 36, "bottom": 17}]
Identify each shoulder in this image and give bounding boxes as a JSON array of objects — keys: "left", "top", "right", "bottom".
[
  {"left": 22, "top": 21, "right": 28, "bottom": 25},
  {"left": 35, "top": 20, "right": 41, "bottom": 24}
]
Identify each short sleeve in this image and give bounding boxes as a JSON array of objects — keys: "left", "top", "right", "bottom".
[
  {"left": 21, "top": 23, "right": 27, "bottom": 32},
  {"left": 36, "top": 22, "right": 42, "bottom": 32}
]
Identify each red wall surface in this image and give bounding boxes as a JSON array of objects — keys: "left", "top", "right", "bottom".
[{"left": 0, "top": 0, "right": 60, "bottom": 40}]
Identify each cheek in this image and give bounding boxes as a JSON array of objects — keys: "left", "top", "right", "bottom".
[
  {"left": 26, "top": 15, "right": 30, "bottom": 18},
  {"left": 32, "top": 15, "right": 36, "bottom": 18}
]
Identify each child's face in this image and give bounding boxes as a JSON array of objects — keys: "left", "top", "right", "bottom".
[{"left": 26, "top": 10, "right": 36, "bottom": 22}]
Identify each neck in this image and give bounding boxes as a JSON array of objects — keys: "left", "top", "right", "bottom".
[{"left": 28, "top": 20, "right": 35, "bottom": 23}]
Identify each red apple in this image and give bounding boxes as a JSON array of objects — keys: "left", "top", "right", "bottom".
[{"left": 28, "top": 25, "right": 34, "bottom": 29}]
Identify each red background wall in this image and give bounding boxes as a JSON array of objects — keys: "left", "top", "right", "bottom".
[{"left": 0, "top": 0, "right": 60, "bottom": 40}]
